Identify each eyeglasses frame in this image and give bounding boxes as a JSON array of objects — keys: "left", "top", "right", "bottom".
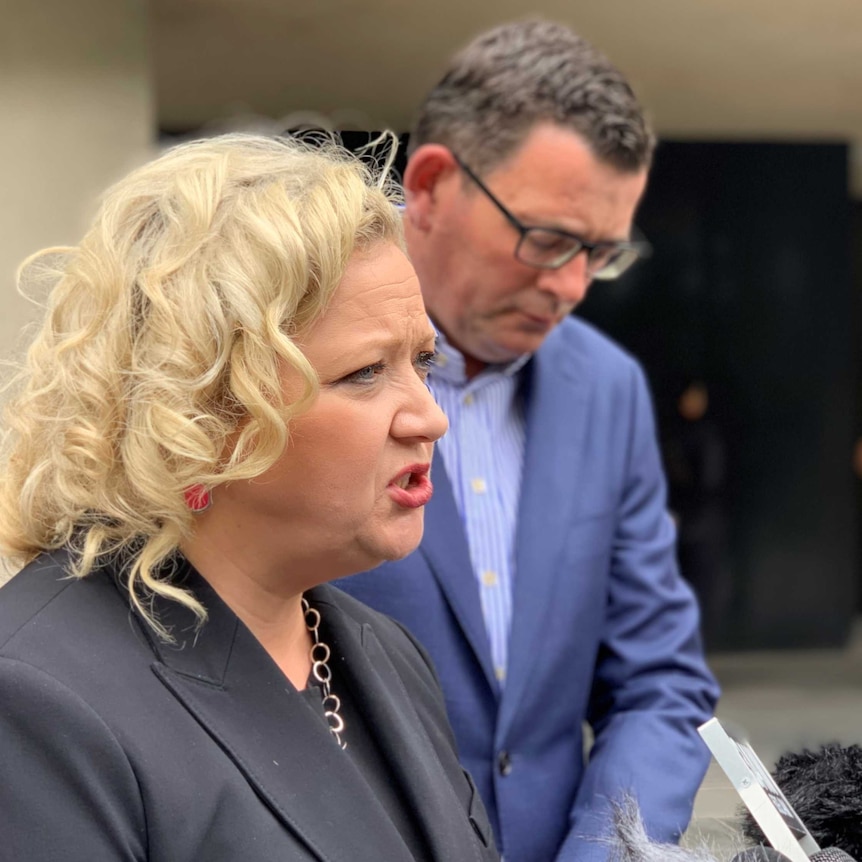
[{"left": 451, "top": 153, "right": 650, "bottom": 279}]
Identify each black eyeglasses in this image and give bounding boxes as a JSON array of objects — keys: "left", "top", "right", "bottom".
[{"left": 452, "top": 154, "right": 649, "bottom": 281}]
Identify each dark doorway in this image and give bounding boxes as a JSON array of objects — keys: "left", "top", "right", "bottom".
[{"left": 579, "top": 141, "right": 858, "bottom": 650}]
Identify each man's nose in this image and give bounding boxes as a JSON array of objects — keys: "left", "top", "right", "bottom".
[{"left": 535, "top": 251, "right": 591, "bottom": 307}]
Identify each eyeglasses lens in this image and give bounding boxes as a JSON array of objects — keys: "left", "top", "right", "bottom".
[
  {"left": 517, "top": 228, "right": 639, "bottom": 280},
  {"left": 517, "top": 229, "right": 582, "bottom": 269},
  {"left": 590, "top": 247, "right": 639, "bottom": 281}
]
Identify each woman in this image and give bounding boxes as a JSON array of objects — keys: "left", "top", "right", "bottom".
[{"left": 0, "top": 135, "right": 497, "bottom": 862}]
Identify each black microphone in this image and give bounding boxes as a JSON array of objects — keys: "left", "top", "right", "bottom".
[
  {"left": 730, "top": 844, "right": 859, "bottom": 862},
  {"left": 811, "top": 850, "right": 858, "bottom": 862},
  {"left": 741, "top": 743, "right": 862, "bottom": 862}
]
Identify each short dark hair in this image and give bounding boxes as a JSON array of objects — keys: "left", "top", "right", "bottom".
[{"left": 409, "top": 18, "right": 655, "bottom": 174}]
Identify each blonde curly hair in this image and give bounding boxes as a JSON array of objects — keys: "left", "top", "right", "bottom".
[{"left": 0, "top": 133, "right": 403, "bottom": 635}]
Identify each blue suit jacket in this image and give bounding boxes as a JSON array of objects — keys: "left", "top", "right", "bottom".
[{"left": 336, "top": 317, "right": 720, "bottom": 862}]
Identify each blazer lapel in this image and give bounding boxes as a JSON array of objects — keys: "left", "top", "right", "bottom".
[
  {"left": 144, "top": 572, "right": 414, "bottom": 862},
  {"left": 315, "top": 586, "right": 488, "bottom": 862},
  {"left": 419, "top": 452, "right": 498, "bottom": 691},
  {"left": 498, "top": 331, "right": 591, "bottom": 735}
]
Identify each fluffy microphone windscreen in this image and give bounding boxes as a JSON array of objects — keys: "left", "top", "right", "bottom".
[
  {"left": 609, "top": 798, "right": 858, "bottom": 862},
  {"left": 610, "top": 798, "right": 720, "bottom": 862},
  {"left": 730, "top": 849, "right": 792, "bottom": 862},
  {"left": 741, "top": 744, "right": 862, "bottom": 859}
]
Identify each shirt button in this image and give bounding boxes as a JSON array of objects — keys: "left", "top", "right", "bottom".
[
  {"left": 436, "top": 353, "right": 448, "bottom": 367},
  {"left": 494, "top": 666, "right": 506, "bottom": 682},
  {"left": 481, "top": 570, "right": 498, "bottom": 587},
  {"left": 497, "top": 750, "right": 512, "bottom": 777},
  {"left": 463, "top": 393, "right": 474, "bottom": 405},
  {"left": 470, "top": 477, "right": 487, "bottom": 494}
]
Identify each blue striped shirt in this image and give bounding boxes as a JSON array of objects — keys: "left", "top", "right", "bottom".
[{"left": 430, "top": 332, "right": 529, "bottom": 686}]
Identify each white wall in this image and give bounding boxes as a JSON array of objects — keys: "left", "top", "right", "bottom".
[{"left": 0, "top": 0, "right": 154, "bottom": 352}]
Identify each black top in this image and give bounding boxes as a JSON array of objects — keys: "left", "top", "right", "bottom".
[{"left": 302, "top": 642, "right": 432, "bottom": 862}]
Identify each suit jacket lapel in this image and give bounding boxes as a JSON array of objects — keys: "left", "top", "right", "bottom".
[
  {"left": 143, "top": 572, "right": 415, "bottom": 862},
  {"left": 419, "top": 452, "right": 498, "bottom": 690},
  {"left": 498, "top": 330, "right": 591, "bottom": 735}
]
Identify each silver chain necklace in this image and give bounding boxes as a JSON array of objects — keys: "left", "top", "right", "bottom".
[{"left": 302, "top": 597, "right": 347, "bottom": 749}]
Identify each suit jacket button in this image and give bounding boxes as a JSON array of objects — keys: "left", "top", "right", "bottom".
[{"left": 497, "top": 750, "right": 512, "bottom": 776}]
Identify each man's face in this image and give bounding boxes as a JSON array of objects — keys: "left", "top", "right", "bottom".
[{"left": 406, "top": 124, "right": 648, "bottom": 373}]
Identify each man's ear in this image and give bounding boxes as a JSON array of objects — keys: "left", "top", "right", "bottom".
[{"left": 403, "top": 144, "right": 458, "bottom": 232}]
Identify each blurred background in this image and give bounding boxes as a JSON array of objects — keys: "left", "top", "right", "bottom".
[{"left": 3, "top": 0, "right": 862, "bottom": 841}]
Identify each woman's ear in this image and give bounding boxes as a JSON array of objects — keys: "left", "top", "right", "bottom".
[{"left": 403, "top": 144, "right": 458, "bottom": 232}]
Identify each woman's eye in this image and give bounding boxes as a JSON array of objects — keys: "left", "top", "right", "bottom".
[
  {"left": 343, "top": 362, "right": 386, "bottom": 384},
  {"left": 415, "top": 351, "right": 438, "bottom": 379}
]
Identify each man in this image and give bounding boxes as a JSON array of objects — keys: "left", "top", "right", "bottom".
[{"left": 336, "top": 19, "right": 719, "bottom": 862}]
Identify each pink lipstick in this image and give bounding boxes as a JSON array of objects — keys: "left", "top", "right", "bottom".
[{"left": 387, "top": 463, "right": 433, "bottom": 508}]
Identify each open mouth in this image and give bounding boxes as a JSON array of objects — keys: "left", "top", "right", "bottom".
[
  {"left": 394, "top": 473, "right": 418, "bottom": 490},
  {"left": 390, "top": 463, "right": 429, "bottom": 487},
  {"left": 387, "top": 464, "right": 433, "bottom": 509}
]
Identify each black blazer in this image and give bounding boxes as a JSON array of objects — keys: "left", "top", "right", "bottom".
[{"left": 0, "top": 549, "right": 497, "bottom": 862}]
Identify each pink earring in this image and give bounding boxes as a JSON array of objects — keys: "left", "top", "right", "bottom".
[{"left": 184, "top": 484, "right": 212, "bottom": 513}]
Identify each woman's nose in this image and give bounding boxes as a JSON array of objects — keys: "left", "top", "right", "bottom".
[{"left": 392, "top": 376, "right": 448, "bottom": 442}]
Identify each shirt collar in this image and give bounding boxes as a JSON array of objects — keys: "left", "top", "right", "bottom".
[{"left": 431, "top": 326, "right": 531, "bottom": 387}]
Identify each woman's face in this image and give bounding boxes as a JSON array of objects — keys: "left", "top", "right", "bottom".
[{"left": 208, "top": 242, "right": 447, "bottom": 584}]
